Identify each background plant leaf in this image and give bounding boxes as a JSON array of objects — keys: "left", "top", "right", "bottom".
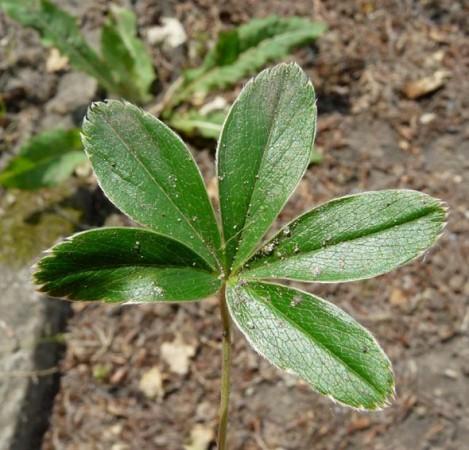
[
  {"left": 217, "top": 63, "right": 317, "bottom": 272},
  {"left": 309, "top": 145, "right": 323, "bottom": 165},
  {"left": 0, "top": 128, "right": 85, "bottom": 189},
  {"left": 226, "top": 281, "right": 394, "bottom": 409},
  {"left": 34, "top": 227, "right": 221, "bottom": 302},
  {"left": 168, "top": 16, "right": 326, "bottom": 109},
  {"left": 0, "top": 0, "right": 118, "bottom": 94},
  {"left": 82, "top": 100, "right": 222, "bottom": 270},
  {"left": 169, "top": 109, "right": 225, "bottom": 139},
  {"left": 101, "top": 5, "right": 155, "bottom": 104},
  {"left": 1, "top": 0, "right": 155, "bottom": 103},
  {"left": 243, "top": 190, "right": 447, "bottom": 282}
]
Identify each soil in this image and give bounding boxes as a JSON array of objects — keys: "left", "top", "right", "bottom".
[{"left": 1, "top": 1, "right": 468, "bottom": 449}]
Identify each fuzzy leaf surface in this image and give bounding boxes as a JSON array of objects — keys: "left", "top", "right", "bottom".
[
  {"left": 82, "top": 101, "right": 222, "bottom": 270},
  {"left": 101, "top": 5, "right": 155, "bottom": 103},
  {"left": 227, "top": 281, "right": 394, "bottom": 409},
  {"left": 217, "top": 63, "right": 316, "bottom": 271},
  {"left": 0, "top": 128, "right": 85, "bottom": 189},
  {"left": 244, "top": 190, "right": 446, "bottom": 282},
  {"left": 171, "top": 16, "right": 326, "bottom": 107},
  {"left": 34, "top": 228, "right": 221, "bottom": 302}
]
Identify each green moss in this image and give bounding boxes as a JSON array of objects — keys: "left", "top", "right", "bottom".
[{"left": 0, "top": 187, "right": 82, "bottom": 267}]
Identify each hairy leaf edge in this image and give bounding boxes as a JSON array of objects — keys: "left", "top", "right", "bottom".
[
  {"left": 241, "top": 189, "right": 448, "bottom": 283},
  {"left": 80, "top": 99, "right": 224, "bottom": 271},
  {"left": 32, "top": 227, "right": 222, "bottom": 304},
  {"left": 226, "top": 281, "right": 395, "bottom": 410},
  {"left": 216, "top": 62, "right": 317, "bottom": 273}
]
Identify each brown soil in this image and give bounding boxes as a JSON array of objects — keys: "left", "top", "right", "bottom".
[{"left": 1, "top": 1, "right": 468, "bottom": 449}]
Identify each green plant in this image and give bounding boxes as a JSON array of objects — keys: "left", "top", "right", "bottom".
[
  {"left": 165, "top": 16, "right": 326, "bottom": 111},
  {"left": 33, "top": 63, "right": 447, "bottom": 448},
  {"left": 0, "top": 0, "right": 155, "bottom": 104},
  {"left": 0, "top": 128, "right": 85, "bottom": 189},
  {"left": 163, "top": 15, "right": 326, "bottom": 140},
  {"left": 0, "top": 10, "right": 325, "bottom": 190}
]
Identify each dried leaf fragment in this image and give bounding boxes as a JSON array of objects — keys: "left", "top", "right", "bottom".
[
  {"left": 161, "top": 335, "right": 196, "bottom": 375},
  {"left": 46, "top": 48, "right": 69, "bottom": 72},
  {"left": 184, "top": 424, "right": 214, "bottom": 450},
  {"left": 389, "top": 288, "right": 408, "bottom": 309},
  {"left": 139, "top": 366, "right": 165, "bottom": 399},
  {"left": 146, "top": 18, "right": 187, "bottom": 48},
  {"left": 403, "top": 70, "right": 450, "bottom": 99}
]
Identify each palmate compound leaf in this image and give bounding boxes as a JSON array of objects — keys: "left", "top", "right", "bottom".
[
  {"left": 82, "top": 100, "right": 222, "bottom": 271},
  {"left": 0, "top": 128, "right": 86, "bottom": 190},
  {"left": 217, "top": 63, "right": 317, "bottom": 273},
  {"left": 241, "top": 190, "right": 447, "bottom": 282},
  {"left": 34, "top": 228, "right": 222, "bottom": 303},
  {"left": 226, "top": 281, "right": 394, "bottom": 409}
]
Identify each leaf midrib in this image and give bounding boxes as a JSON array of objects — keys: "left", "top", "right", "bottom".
[
  {"left": 246, "top": 203, "right": 442, "bottom": 273},
  {"left": 37, "top": 261, "right": 217, "bottom": 277},
  {"left": 226, "top": 73, "right": 285, "bottom": 269},
  {"left": 249, "top": 284, "right": 389, "bottom": 400},
  {"left": 97, "top": 111, "right": 220, "bottom": 270},
  {"left": 230, "top": 97, "right": 314, "bottom": 269}
]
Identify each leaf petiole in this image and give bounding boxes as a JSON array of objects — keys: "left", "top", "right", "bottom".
[{"left": 217, "top": 286, "right": 231, "bottom": 450}]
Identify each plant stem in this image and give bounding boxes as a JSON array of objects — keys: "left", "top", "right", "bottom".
[{"left": 217, "top": 286, "right": 232, "bottom": 450}]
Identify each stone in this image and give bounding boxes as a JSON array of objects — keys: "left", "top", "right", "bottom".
[
  {"left": 0, "top": 188, "right": 87, "bottom": 450},
  {"left": 0, "top": 266, "right": 70, "bottom": 450},
  {"left": 46, "top": 72, "right": 97, "bottom": 116}
]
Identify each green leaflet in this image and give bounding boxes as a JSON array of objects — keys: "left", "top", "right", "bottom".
[
  {"left": 0, "top": 128, "right": 86, "bottom": 189},
  {"left": 0, "top": 0, "right": 117, "bottom": 94},
  {"left": 243, "top": 190, "right": 447, "bottom": 282},
  {"left": 217, "top": 63, "right": 317, "bottom": 272},
  {"left": 34, "top": 228, "right": 221, "bottom": 302},
  {"left": 226, "top": 281, "right": 394, "bottom": 409},
  {"left": 169, "top": 16, "right": 326, "bottom": 109},
  {"left": 101, "top": 5, "right": 155, "bottom": 104},
  {"left": 82, "top": 100, "right": 222, "bottom": 270}
]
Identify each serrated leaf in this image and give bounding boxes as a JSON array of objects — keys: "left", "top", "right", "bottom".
[
  {"left": 243, "top": 190, "right": 447, "bottom": 282},
  {"left": 34, "top": 227, "right": 221, "bottom": 303},
  {"left": 82, "top": 100, "right": 222, "bottom": 270},
  {"left": 170, "top": 16, "right": 326, "bottom": 108},
  {"left": 217, "top": 63, "right": 317, "bottom": 272},
  {"left": 0, "top": 128, "right": 85, "bottom": 189},
  {"left": 0, "top": 0, "right": 117, "bottom": 94},
  {"left": 169, "top": 109, "right": 225, "bottom": 139},
  {"left": 226, "top": 281, "right": 394, "bottom": 409},
  {"left": 101, "top": 5, "right": 155, "bottom": 104}
]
